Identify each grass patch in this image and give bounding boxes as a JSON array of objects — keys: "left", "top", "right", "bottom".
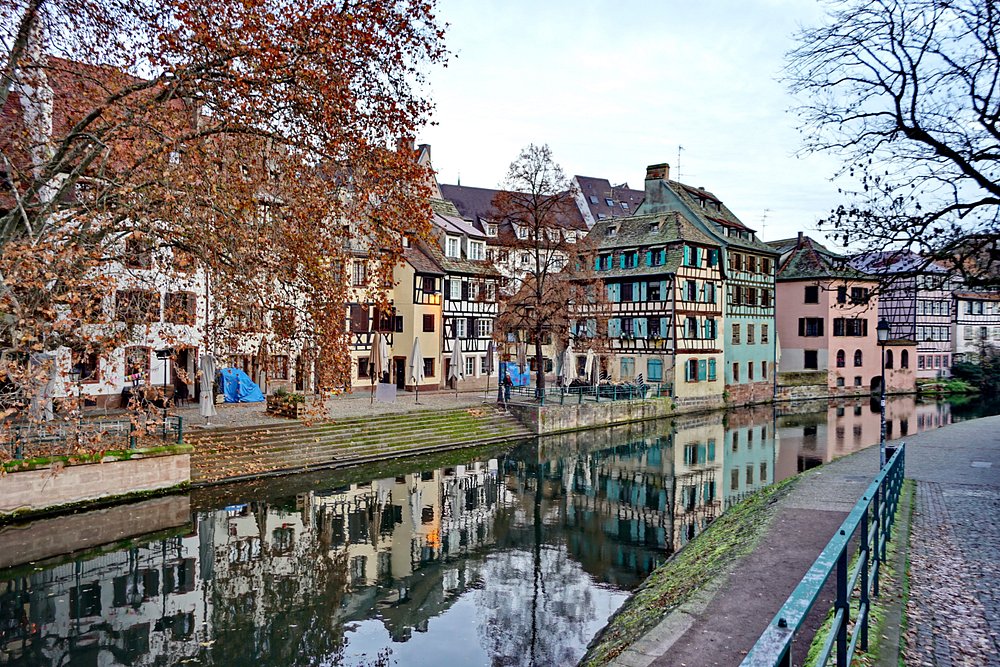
[
  {"left": 3, "top": 443, "right": 193, "bottom": 473},
  {"left": 802, "top": 480, "right": 913, "bottom": 666},
  {"left": 581, "top": 476, "right": 797, "bottom": 667},
  {"left": 916, "top": 378, "right": 977, "bottom": 395}
]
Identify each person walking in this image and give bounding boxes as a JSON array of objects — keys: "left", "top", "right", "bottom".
[{"left": 502, "top": 372, "right": 513, "bottom": 403}]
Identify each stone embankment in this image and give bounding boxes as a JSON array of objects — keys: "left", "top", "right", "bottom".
[{"left": 188, "top": 406, "right": 532, "bottom": 484}]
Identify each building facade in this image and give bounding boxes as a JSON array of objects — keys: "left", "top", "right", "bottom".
[{"left": 952, "top": 291, "right": 1000, "bottom": 363}]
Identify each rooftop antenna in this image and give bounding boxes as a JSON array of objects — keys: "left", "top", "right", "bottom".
[
  {"left": 760, "top": 208, "right": 770, "bottom": 233},
  {"left": 677, "top": 145, "right": 684, "bottom": 182},
  {"left": 457, "top": 171, "right": 461, "bottom": 186}
]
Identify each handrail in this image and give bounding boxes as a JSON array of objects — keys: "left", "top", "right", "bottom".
[{"left": 741, "top": 443, "right": 906, "bottom": 667}]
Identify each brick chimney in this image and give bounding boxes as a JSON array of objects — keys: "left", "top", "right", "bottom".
[{"left": 643, "top": 162, "right": 671, "bottom": 211}]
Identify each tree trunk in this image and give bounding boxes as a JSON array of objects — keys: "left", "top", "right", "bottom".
[{"left": 534, "top": 338, "right": 545, "bottom": 398}]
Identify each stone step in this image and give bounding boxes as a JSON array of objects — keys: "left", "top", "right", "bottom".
[{"left": 190, "top": 419, "right": 527, "bottom": 468}]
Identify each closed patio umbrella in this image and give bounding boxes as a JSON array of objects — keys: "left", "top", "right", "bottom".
[
  {"left": 199, "top": 353, "right": 217, "bottom": 421},
  {"left": 408, "top": 337, "right": 424, "bottom": 404},
  {"left": 483, "top": 341, "right": 496, "bottom": 401},
  {"left": 516, "top": 342, "right": 527, "bottom": 373},
  {"left": 368, "top": 334, "right": 384, "bottom": 404},
  {"left": 584, "top": 348, "right": 596, "bottom": 386},
  {"left": 448, "top": 331, "right": 464, "bottom": 394},
  {"left": 559, "top": 340, "right": 574, "bottom": 385}
]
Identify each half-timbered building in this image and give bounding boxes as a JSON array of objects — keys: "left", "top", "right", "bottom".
[
  {"left": 576, "top": 211, "right": 724, "bottom": 403},
  {"left": 638, "top": 163, "right": 778, "bottom": 404}
]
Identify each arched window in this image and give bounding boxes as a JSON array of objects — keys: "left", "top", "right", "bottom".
[
  {"left": 854, "top": 349, "right": 863, "bottom": 367},
  {"left": 901, "top": 350, "right": 910, "bottom": 368},
  {"left": 885, "top": 349, "right": 894, "bottom": 369},
  {"left": 836, "top": 350, "right": 845, "bottom": 368}
]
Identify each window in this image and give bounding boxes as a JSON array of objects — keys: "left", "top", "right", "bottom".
[
  {"left": 703, "top": 282, "right": 716, "bottom": 303},
  {"left": 71, "top": 349, "right": 100, "bottom": 383},
  {"left": 621, "top": 251, "right": 638, "bottom": 268},
  {"left": 761, "top": 324, "right": 769, "bottom": 343},
  {"left": 486, "top": 224, "right": 498, "bottom": 237},
  {"left": 520, "top": 252, "right": 531, "bottom": 265},
  {"left": 423, "top": 314, "right": 435, "bottom": 333},
  {"left": 761, "top": 289, "right": 772, "bottom": 308},
  {"left": 349, "top": 304, "right": 368, "bottom": 333},
  {"left": 685, "top": 280, "right": 697, "bottom": 301},
  {"left": 747, "top": 256, "right": 758, "bottom": 273},
  {"left": 517, "top": 226, "right": 528, "bottom": 239},
  {"left": 125, "top": 346, "right": 151, "bottom": 380},
  {"left": 124, "top": 234, "right": 153, "bottom": 269},
  {"left": 747, "top": 324, "right": 755, "bottom": 345},
  {"left": 648, "top": 248, "right": 665, "bottom": 266},
  {"left": 901, "top": 350, "right": 909, "bottom": 368},
  {"left": 621, "top": 202, "right": 629, "bottom": 210},
  {"left": 854, "top": 376, "right": 863, "bottom": 386},
  {"left": 804, "top": 286, "right": 819, "bottom": 303},
  {"left": 886, "top": 349, "right": 894, "bottom": 369},
  {"left": 446, "top": 236, "right": 460, "bottom": 258},
  {"left": 761, "top": 258, "right": 772, "bottom": 275},
  {"left": 271, "top": 355, "right": 289, "bottom": 380},
  {"left": 836, "top": 349, "right": 846, "bottom": 368},
  {"left": 918, "top": 355, "right": 925, "bottom": 370},
  {"left": 453, "top": 317, "right": 467, "bottom": 338},
  {"left": 798, "top": 318, "right": 824, "bottom": 337},
  {"left": 465, "top": 357, "right": 476, "bottom": 377},
  {"left": 352, "top": 261, "right": 367, "bottom": 286},
  {"left": 421, "top": 276, "right": 436, "bottom": 294},
  {"left": 833, "top": 318, "right": 868, "bottom": 337},
  {"left": 748, "top": 361, "right": 755, "bottom": 381},
  {"left": 589, "top": 195, "right": 599, "bottom": 204},
  {"left": 804, "top": 350, "right": 819, "bottom": 369},
  {"left": 761, "top": 360, "right": 767, "bottom": 380},
  {"left": 477, "top": 318, "right": 492, "bottom": 338},
  {"left": 449, "top": 279, "right": 462, "bottom": 300},
  {"left": 164, "top": 291, "right": 197, "bottom": 325},
  {"left": 116, "top": 289, "right": 160, "bottom": 323},
  {"left": 854, "top": 349, "right": 863, "bottom": 367},
  {"left": 621, "top": 283, "right": 635, "bottom": 302},
  {"left": 423, "top": 358, "right": 435, "bottom": 378},
  {"left": 468, "top": 240, "right": 485, "bottom": 260},
  {"left": 605, "top": 198, "right": 615, "bottom": 207},
  {"left": 730, "top": 253, "right": 743, "bottom": 272},
  {"left": 647, "top": 358, "right": 663, "bottom": 382},
  {"left": 850, "top": 287, "right": 870, "bottom": 304},
  {"left": 620, "top": 357, "right": 635, "bottom": 378},
  {"left": 732, "top": 362, "right": 740, "bottom": 382},
  {"left": 837, "top": 286, "right": 847, "bottom": 304},
  {"left": 732, "top": 323, "right": 741, "bottom": 344},
  {"left": 686, "top": 317, "right": 698, "bottom": 338},
  {"left": 648, "top": 281, "right": 662, "bottom": 301}
]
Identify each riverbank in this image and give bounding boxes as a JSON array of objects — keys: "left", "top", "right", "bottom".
[{"left": 581, "top": 413, "right": 1000, "bottom": 667}]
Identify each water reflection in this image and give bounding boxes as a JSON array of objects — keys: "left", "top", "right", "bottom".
[{"left": 0, "top": 396, "right": 985, "bottom": 666}]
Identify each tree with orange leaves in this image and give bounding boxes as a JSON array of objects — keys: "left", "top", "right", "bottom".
[{"left": 0, "top": 0, "right": 447, "bottom": 429}]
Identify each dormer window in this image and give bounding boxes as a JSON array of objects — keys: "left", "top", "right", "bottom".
[
  {"left": 517, "top": 225, "right": 528, "bottom": 239},
  {"left": 621, "top": 202, "right": 630, "bottom": 211},
  {"left": 649, "top": 221, "right": 660, "bottom": 233},
  {"left": 402, "top": 235, "right": 411, "bottom": 248},
  {"left": 486, "top": 223, "right": 498, "bottom": 237},
  {"left": 589, "top": 195, "right": 599, "bottom": 204},
  {"left": 606, "top": 226, "right": 618, "bottom": 237},
  {"left": 446, "top": 236, "right": 460, "bottom": 258},
  {"left": 605, "top": 198, "right": 614, "bottom": 207},
  {"left": 598, "top": 213, "right": 607, "bottom": 220},
  {"left": 469, "top": 240, "right": 485, "bottom": 261}
]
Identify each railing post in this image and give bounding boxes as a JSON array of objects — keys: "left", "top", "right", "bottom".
[
  {"left": 860, "top": 504, "right": 870, "bottom": 651},
  {"left": 872, "top": 484, "right": 881, "bottom": 597},
  {"left": 176, "top": 416, "right": 183, "bottom": 444},
  {"left": 129, "top": 421, "right": 136, "bottom": 450},
  {"left": 836, "top": 542, "right": 849, "bottom": 667}
]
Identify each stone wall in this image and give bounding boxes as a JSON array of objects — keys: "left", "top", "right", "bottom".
[
  {"left": 0, "top": 495, "right": 191, "bottom": 569},
  {"left": 510, "top": 394, "right": 731, "bottom": 435},
  {"left": 725, "top": 381, "right": 774, "bottom": 406},
  {"left": 0, "top": 453, "right": 190, "bottom": 517}
]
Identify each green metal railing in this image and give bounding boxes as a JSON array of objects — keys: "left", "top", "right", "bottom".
[
  {"left": 2, "top": 415, "right": 184, "bottom": 461},
  {"left": 741, "top": 443, "right": 906, "bottom": 667}
]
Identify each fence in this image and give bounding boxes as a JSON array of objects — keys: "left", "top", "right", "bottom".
[
  {"left": 1, "top": 415, "right": 184, "bottom": 461},
  {"left": 741, "top": 443, "right": 906, "bottom": 667},
  {"left": 505, "top": 382, "right": 671, "bottom": 405}
]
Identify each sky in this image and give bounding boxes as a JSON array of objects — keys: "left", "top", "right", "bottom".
[{"left": 419, "top": 0, "right": 847, "bottom": 245}]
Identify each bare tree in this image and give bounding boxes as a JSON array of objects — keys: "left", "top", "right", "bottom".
[
  {"left": 493, "top": 144, "right": 600, "bottom": 395},
  {"left": 786, "top": 0, "right": 1000, "bottom": 285}
]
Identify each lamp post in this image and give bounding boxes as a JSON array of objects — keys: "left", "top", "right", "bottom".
[{"left": 877, "top": 319, "right": 891, "bottom": 467}]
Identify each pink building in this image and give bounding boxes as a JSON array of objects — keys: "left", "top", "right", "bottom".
[{"left": 770, "top": 235, "right": 915, "bottom": 395}]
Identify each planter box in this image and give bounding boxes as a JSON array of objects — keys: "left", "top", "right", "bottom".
[{"left": 266, "top": 395, "right": 306, "bottom": 419}]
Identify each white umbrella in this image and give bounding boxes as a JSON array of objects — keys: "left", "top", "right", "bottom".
[
  {"left": 408, "top": 337, "right": 425, "bottom": 403},
  {"left": 584, "top": 348, "right": 596, "bottom": 385},
  {"left": 559, "top": 340, "right": 574, "bottom": 385},
  {"left": 483, "top": 341, "right": 497, "bottom": 401},
  {"left": 448, "top": 331, "right": 464, "bottom": 393},
  {"left": 378, "top": 334, "right": 390, "bottom": 377},
  {"left": 516, "top": 342, "right": 527, "bottom": 372},
  {"left": 368, "top": 334, "right": 384, "bottom": 404},
  {"left": 199, "top": 353, "right": 217, "bottom": 421}
]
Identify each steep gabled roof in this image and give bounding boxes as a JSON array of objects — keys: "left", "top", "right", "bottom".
[
  {"left": 587, "top": 211, "right": 720, "bottom": 278},
  {"left": 573, "top": 175, "right": 644, "bottom": 222},
  {"left": 439, "top": 184, "right": 500, "bottom": 223},
  {"left": 403, "top": 243, "right": 444, "bottom": 276},
  {"left": 772, "top": 235, "right": 867, "bottom": 281},
  {"left": 849, "top": 249, "right": 948, "bottom": 276}
]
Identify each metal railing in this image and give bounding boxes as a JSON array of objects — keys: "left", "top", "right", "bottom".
[
  {"left": 1, "top": 415, "right": 184, "bottom": 461},
  {"left": 505, "top": 382, "right": 672, "bottom": 405},
  {"left": 741, "top": 443, "right": 906, "bottom": 667}
]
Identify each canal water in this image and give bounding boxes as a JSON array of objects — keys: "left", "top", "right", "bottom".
[{"left": 0, "top": 395, "right": 994, "bottom": 666}]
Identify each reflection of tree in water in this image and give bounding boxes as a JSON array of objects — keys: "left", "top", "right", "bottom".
[
  {"left": 476, "top": 460, "right": 598, "bottom": 667},
  {"left": 200, "top": 501, "right": 351, "bottom": 666}
]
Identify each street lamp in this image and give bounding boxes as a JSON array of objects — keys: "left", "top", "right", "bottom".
[
  {"left": 68, "top": 366, "right": 82, "bottom": 449},
  {"left": 876, "top": 319, "right": 891, "bottom": 467}
]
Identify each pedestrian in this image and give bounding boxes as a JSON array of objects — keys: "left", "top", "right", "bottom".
[{"left": 502, "top": 372, "right": 513, "bottom": 403}]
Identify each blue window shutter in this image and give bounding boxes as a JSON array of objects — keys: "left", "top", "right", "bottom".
[
  {"left": 619, "top": 253, "right": 626, "bottom": 269},
  {"left": 636, "top": 318, "right": 648, "bottom": 338},
  {"left": 639, "top": 282, "right": 647, "bottom": 300},
  {"left": 708, "top": 358, "right": 717, "bottom": 380},
  {"left": 685, "top": 361, "right": 692, "bottom": 382},
  {"left": 660, "top": 317, "right": 668, "bottom": 336},
  {"left": 683, "top": 245, "right": 691, "bottom": 266},
  {"left": 698, "top": 359, "right": 707, "bottom": 381},
  {"left": 595, "top": 256, "right": 601, "bottom": 271},
  {"left": 587, "top": 318, "right": 597, "bottom": 338},
  {"left": 606, "top": 284, "right": 614, "bottom": 302},
  {"left": 608, "top": 318, "right": 621, "bottom": 337},
  {"left": 661, "top": 280, "right": 668, "bottom": 299},
  {"left": 645, "top": 250, "right": 653, "bottom": 266},
  {"left": 709, "top": 249, "right": 719, "bottom": 266}
]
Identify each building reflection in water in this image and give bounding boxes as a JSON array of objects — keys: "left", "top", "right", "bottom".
[{"left": 0, "top": 397, "right": 967, "bottom": 666}]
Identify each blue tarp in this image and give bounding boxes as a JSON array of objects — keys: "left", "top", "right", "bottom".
[
  {"left": 500, "top": 362, "right": 530, "bottom": 387},
  {"left": 218, "top": 367, "right": 265, "bottom": 403}
]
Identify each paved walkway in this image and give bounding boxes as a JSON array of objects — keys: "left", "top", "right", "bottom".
[{"left": 611, "top": 415, "right": 1000, "bottom": 667}]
